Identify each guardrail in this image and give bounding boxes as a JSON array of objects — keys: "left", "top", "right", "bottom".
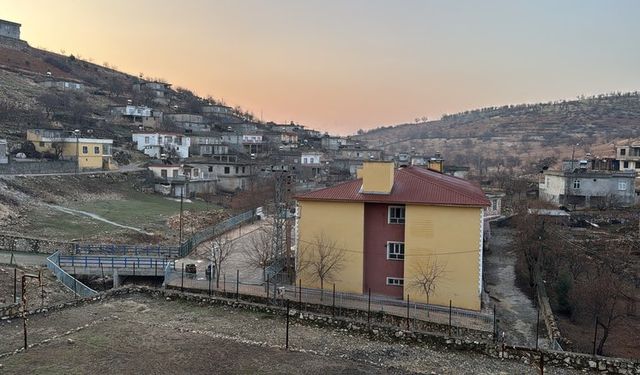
[
  {"left": 46, "top": 251, "right": 98, "bottom": 297},
  {"left": 59, "top": 255, "right": 172, "bottom": 273},
  {"left": 74, "top": 244, "right": 180, "bottom": 258}
]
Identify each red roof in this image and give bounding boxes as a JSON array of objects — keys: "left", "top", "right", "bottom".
[{"left": 297, "top": 166, "right": 490, "bottom": 207}]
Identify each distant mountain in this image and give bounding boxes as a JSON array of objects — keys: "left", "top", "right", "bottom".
[{"left": 356, "top": 93, "right": 640, "bottom": 172}]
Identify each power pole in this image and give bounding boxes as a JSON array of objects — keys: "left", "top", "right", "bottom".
[
  {"left": 272, "top": 170, "right": 293, "bottom": 282},
  {"left": 22, "top": 272, "right": 41, "bottom": 351}
]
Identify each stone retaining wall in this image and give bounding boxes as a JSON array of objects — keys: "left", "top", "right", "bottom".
[
  {"left": 0, "top": 233, "right": 73, "bottom": 254},
  {"left": 0, "top": 160, "right": 77, "bottom": 175}
]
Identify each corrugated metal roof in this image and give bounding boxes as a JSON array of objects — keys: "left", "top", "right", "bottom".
[{"left": 297, "top": 166, "right": 490, "bottom": 207}]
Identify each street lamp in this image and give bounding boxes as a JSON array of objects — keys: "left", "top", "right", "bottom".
[{"left": 73, "top": 129, "right": 81, "bottom": 174}]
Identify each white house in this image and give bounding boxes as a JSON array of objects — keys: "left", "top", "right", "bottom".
[
  {"left": 301, "top": 152, "right": 323, "bottom": 165},
  {"left": 132, "top": 132, "right": 190, "bottom": 159}
]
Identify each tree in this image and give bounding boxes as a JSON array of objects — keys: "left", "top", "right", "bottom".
[
  {"left": 209, "top": 235, "right": 236, "bottom": 289},
  {"left": 298, "top": 232, "right": 345, "bottom": 301},
  {"left": 244, "top": 222, "right": 275, "bottom": 282},
  {"left": 51, "top": 142, "right": 64, "bottom": 160},
  {"left": 410, "top": 258, "right": 446, "bottom": 310}
]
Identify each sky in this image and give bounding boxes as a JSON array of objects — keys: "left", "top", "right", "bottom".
[{"left": 2, "top": 0, "right": 640, "bottom": 135}]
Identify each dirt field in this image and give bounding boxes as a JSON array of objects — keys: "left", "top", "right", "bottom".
[
  {"left": 0, "top": 293, "right": 582, "bottom": 374},
  {"left": 0, "top": 263, "right": 74, "bottom": 307}
]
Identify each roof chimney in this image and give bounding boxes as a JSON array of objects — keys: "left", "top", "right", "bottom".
[{"left": 361, "top": 161, "right": 395, "bottom": 194}]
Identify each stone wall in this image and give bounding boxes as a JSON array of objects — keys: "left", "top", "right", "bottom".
[
  {"left": 3, "top": 287, "right": 639, "bottom": 373},
  {"left": 0, "top": 302, "right": 20, "bottom": 317},
  {"left": 0, "top": 233, "right": 73, "bottom": 254},
  {"left": 0, "top": 160, "right": 76, "bottom": 175},
  {"left": 0, "top": 35, "right": 29, "bottom": 51}
]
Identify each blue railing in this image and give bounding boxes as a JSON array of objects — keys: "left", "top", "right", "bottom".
[
  {"left": 74, "top": 244, "right": 180, "bottom": 257},
  {"left": 59, "top": 255, "right": 172, "bottom": 273},
  {"left": 46, "top": 251, "right": 98, "bottom": 297}
]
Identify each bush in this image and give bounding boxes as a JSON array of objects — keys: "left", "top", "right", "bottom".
[{"left": 554, "top": 272, "right": 573, "bottom": 315}]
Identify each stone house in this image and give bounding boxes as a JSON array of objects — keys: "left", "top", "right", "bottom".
[{"left": 0, "top": 19, "right": 20, "bottom": 40}]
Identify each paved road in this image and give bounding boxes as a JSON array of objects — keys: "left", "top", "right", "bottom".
[
  {"left": 484, "top": 225, "right": 549, "bottom": 348},
  {"left": 0, "top": 250, "right": 48, "bottom": 266}
]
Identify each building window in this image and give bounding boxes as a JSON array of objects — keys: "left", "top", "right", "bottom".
[
  {"left": 387, "top": 242, "right": 405, "bottom": 260},
  {"left": 39, "top": 141, "right": 45, "bottom": 147},
  {"left": 172, "top": 170, "right": 178, "bottom": 178},
  {"left": 618, "top": 181, "right": 628, "bottom": 190},
  {"left": 242, "top": 166, "right": 246, "bottom": 173},
  {"left": 491, "top": 199, "right": 498, "bottom": 211},
  {"left": 388, "top": 206, "right": 405, "bottom": 224},
  {"left": 303, "top": 157, "right": 308, "bottom": 164},
  {"left": 144, "top": 136, "right": 149, "bottom": 144},
  {"left": 224, "top": 166, "right": 230, "bottom": 174},
  {"left": 94, "top": 146, "right": 100, "bottom": 154},
  {"left": 235, "top": 166, "right": 239, "bottom": 174},
  {"left": 621, "top": 149, "right": 626, "bottom": 156},
  {"left": 82, "top": 146, "right": 88, "bottom": 154},
  {"left": 208, "top": 166, "right": 213, "bottom": 172},
  {"left": 573, "top": 180, "right": 580, "bottom": 189},
  {"left": 386, "top": 277, "right": 404, "bottom": 286},
  {"left": 161, "top": 169, "right": 167, "bottom": 178},
  {"left": 623, "top": 161, "right": 629, "bottom": 169}
]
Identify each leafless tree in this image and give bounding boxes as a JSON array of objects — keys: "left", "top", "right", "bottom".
[
  {"left": 51, "top": 142, "right": 64, "bottom": 160},
  {"left": 410, "top": 258, "right": 446, "bottom": 310},
  {"left": 298, "top": 232, "right": 345, "bottom": 301},
  {"left": 209, "top": 235, "right": 236, "bottom": 289},
  {"left": 244, "top": 221, "right": 274, "bottom": 281}
]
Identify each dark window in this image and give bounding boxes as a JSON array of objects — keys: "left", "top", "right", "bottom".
[
  {"left": 235, "top": 166, "right": 239, "bottom": 174},
  {"left": 624, "top": 161, "right": 629, "bottom": 168},
  {"left": 387, "top": 242, "right": 405, "bottom": 260},
  {"left": 224, "top": 166, "right": 230, "bottom": 174},
  {"left": 94, "top": 146, "right": 100, "bottom": 154},
  {"left": 388, "top": 206, "right": 405, "bottom": 224},
  {"left": 82, "top": 146, "right": 88, "bottom": 154},
  {"left": 621, "top": 149, "right": 626, "bottom": 156},
  {"left": 161, "top": 169, "right": 167, "bottom": 178},
  {"left": 208, "top": 166, "right": 213, "bottom": 172},
  {"left": 386, "top": 277, "right": 404, "bottom": 286}
]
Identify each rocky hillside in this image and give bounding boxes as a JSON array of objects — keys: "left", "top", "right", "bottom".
[{"left": 356, "top": 93, "right": 640, "bottom": 172}]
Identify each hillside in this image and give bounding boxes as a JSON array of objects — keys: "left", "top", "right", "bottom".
[{"left": 356, "top": 93, "right": 640, "bottom": 172}]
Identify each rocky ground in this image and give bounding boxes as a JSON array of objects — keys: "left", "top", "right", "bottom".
[
  {"left": 0, "top": 293, "right": 583, "bottom": 374},
  {"left": 0, "top": 263, "right": 74, "bottom": 307}
]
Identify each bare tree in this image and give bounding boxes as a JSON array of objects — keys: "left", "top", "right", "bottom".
[
  {"left": 298, "top": 232, "right": 345, "bottom": 301},
  {"left": 51, "top": 142, "right": 64, "bottom": 160},
  {"left": 410, "top": 258, "right": 446, "bottom": 310},
  {"left": 210, "top": 235, "right": 236, "bottom": 289},
  {"left": 244, "top": 222, "right": 274, "bottom": 281}
]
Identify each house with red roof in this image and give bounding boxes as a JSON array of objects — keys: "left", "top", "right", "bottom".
[{"left": 295, "top": 161, "right": 489, "bottom": 311}]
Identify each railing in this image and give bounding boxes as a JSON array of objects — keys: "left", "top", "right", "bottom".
[
  {"left": 59, "top": 255, "right": 172, "bottom": 274},
  {"left": 46, "top": 251, "right": 97, "bottom": 297},
  {"left": 178, "top": 209, "right": 257, "bottom": 257},
  {"left": 74, "top": 244, "right": 180, "bottom": 258}
]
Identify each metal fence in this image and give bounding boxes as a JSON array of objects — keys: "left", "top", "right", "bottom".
[
  {"left": 179, "top": 209, "right": 257, "bottom": 257},
  {"left": 46, "top": 251, "right": 98, "bottom": 297},
  {"left": 163, "top": 265, "right": 494, "bottom": 332},
  {"left": 59, "top": 255, "right": 172, "bottom": 276},
  {"left": 73, "top": 244, "right": 181, "bottom": 258}
]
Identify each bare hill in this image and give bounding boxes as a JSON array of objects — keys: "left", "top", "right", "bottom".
[{"left": 356, "top": 93, "right": 640, "bottom": 172}]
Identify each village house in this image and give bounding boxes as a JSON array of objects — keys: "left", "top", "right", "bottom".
[
  {"left": 242, "top": 134, "right": 264, "bottom": 154},
  {"left": 0, "top": 139, "right": 8, "bottom": 164},
  {"left": 26, "top": 129, "right": 114, "bottom": 170},
  {"left": 40, "top": 78, "right": 84, "bottom": 91},
  {"left": 539, "top": 166, "right": 637, "bottom": 208},
  {"left": 321, "top": 136, "right": 349, "bottom": 151},
  {"left": 335, "top": 147, "right": 383, "bottom": 161},
  {"left": 110, "top": 105, "right": 162, "bottom": 128},
  {"left": 202, "top": 104, "right": 233, "bottom": 116},
  {"left": 188, "top": 134, "right": 228, "bottom": 156},
  {"left": 165, "top": 113, "right": 210, "bottom": 132},
  {"left": 616, "top": 144, "right": 640, "bottom": 171},
  {"left": 133, "top": 81, "right": 171, "bottom": 105},
  {"left": 131, "top": 132, "right": 190, "bottom": 159},
  {"left": 295, "top": 161, "right": 489, "bottom": 311},
  {"left": 0, "top": 19, "right": 20, "bottom": 40}
]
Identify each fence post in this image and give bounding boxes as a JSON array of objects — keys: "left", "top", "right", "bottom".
[
  {"left": 286, "top": 299, "right": 290, "bottom": 350},
  {"left": 181, "top": 263, "right": 184, "bottom": 292},
  {"left": 592, "top": 316, "right": 598, "bottom": 356},
  {"left": 14, "top": 268, "right": 17, "bottom": 303},
  {"left": 208, "top": 269, "right": 212, "bottom": 296},
  {"left": 101, "top": 265, "right": 105, "bottom": 291},
  {"left": 133, "top": 262, "right": 136, "bottom": 277},
  {"left": 267, "top": 279, "right": 270, "bottom": 304},
  {"left": 223, "top": 273, "right": 226, "bottom": 293},
  {"left": 298, "top": 279, "right": 302, "bottom": 307},
  {"left": 155, "top": 259, "right": 158, "bottom": 277},
  {"left": 236, "top": 269, "right": 239, "bottom": 301},
  {"left": 493, "top": 305, "right": 497, "bottom": 341},
  {"left": 535, "top": 303, "right": 540, "bottom": 350},
  {"left": 273, "top": 281, "right": 277, "bottom": 305},
  {"left": 332, "top": 284, "right": 336, "bottom": 317},
  {"left": 406, "top": 294, "right": 410, "bottom": 331},
  {"left": 448, "top": 300, "right": 452, "bottom": 337},
  {"left": 367, "top": 288, "right": 371, "bottom": 328}
]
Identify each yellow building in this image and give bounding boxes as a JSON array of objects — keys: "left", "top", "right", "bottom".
[
  {"left": 296, "top": 161, "right": 489, "bottom": 311},
  {"left": 26, "top": 129, "right": 114, "bottom": 170}
]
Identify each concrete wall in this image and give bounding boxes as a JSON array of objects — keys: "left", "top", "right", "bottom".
[
  {"left": 297, "top": 200, "right": 364, "bottom": 294},
  {"left": 404, "top": 205, "right": 483, "bottom": 311},
  {"left": 0, "top": 160, "right": 76, "bottom": 175}
]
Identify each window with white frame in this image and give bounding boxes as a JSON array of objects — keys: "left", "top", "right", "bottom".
[
  {"left": 573, "top": 179, "right": 580, "bottom": 189},
  {"left": 388, "top": 206, "right": 405, "bottom": 224},
  {"left": 618, "top": 181, "right": 628, "bottom": 190},
  {"left": 386, "top": 277, "right": 404, "bottom": 286},
  {"left": 387, "top": 242, "right": 405, "bottom": 260},
  {"left": 144, "top": 136, "right": 149, "bottom": 144}
]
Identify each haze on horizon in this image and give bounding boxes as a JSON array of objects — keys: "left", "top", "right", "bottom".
[{"left": 2, "top": 0, "right": 640, "bottom": 135}]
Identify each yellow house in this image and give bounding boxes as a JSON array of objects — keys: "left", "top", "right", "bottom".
[
  {"left": 26, "top": 129, "right": 114, "bottom": 170},
  {"left": 296, "top": 161, "right": 489, "bottom": 311}
]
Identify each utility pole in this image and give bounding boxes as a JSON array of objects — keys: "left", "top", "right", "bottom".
[
  {"left": 272, "top": 170, "right": 292, "bottom": 281},
  {"left": 74, "top": 129, "right": 81, "bottom": 175}
]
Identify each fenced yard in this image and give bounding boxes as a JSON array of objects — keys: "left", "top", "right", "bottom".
[{"left": 163, "top": 264, "right": 494, "bottom": 335}]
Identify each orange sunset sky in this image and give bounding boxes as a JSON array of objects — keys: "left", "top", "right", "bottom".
[{"left": 2, "top": 0, "right": 640, "bottom": 134}]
